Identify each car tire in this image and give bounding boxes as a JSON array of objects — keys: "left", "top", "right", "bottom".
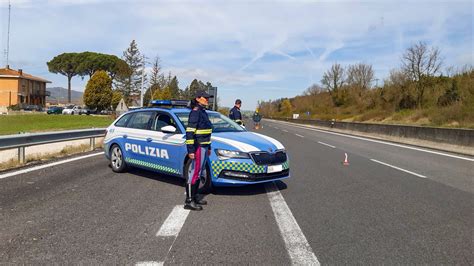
[
  {"left": 71, "top": 111, "right": 74, "bottom": 115},
  {"left": 110, "top": 144, "right": 127, "bottom": 173},
  {"left": 184, "top": 158, "right": 212, "bottom": 194}
]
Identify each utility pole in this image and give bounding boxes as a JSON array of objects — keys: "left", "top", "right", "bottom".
[
  {"left": 140, "top": 55, "right": 145, "bottom": 107},
  {"left": 5, "top": 0, "right": 11, "bottom": 66}
]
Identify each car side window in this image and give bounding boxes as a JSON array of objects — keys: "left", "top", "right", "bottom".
[
  {"left": 152, "top": 113, "right": 180, "bottom": 133},
  {"left": 128, "top": 112, "right": 155, "bottom": 130},
  {"left": 115, "top": 113, "right": 132, "bottom": 127}
]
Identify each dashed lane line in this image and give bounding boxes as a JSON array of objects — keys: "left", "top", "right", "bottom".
[
  {"left": 370, "top": 159, "right": 427, "bottom": 178},
  {"left": 136, "top": 262, "right": 163, "bottom": 266},
  {"left": 269, "top": 120, "right": 474, "bottom": 162},
  {"left": 265, "top": 182, "right": 320, "bottom": 265},
  {"left": 0, "top": 152, "right": 104, "bottom": 180},
  {"left": 295, "top": 134, "right": 305, "bottom": 138},
  {"left": 317, "top": 141, "right": 335, "bottom": 148},
  {"left": 282, "top": 129, "right": 289, "bottom": 132},
  {"left": 156, "top": 205, "right": 190, "bottom": 237}
]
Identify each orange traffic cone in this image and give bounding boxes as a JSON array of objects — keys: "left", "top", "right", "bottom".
[{"left": 343, "top": 153, "right": 350, "bottom": 166}]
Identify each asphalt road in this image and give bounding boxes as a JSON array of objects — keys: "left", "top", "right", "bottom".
[{"left": 0, "top": 119, "right": 472, "bottom": 264}]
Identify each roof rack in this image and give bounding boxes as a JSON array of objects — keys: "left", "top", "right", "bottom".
[{"left": 149, "top": 99, "right": 190, "bottom": 108}]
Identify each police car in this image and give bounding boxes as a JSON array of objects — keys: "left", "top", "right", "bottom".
[{"left": 104, "top": 100, "right": 290, "bottom": 192}]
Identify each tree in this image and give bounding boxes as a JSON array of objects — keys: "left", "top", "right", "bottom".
[
  {"left": 76, "top": 52, "right": 129, "bottom": 81},
  {"left": 168, "top": 76, "right": 180, "bottom": 99},
  {"left": 83, "top": 70, "right": 113, "bottom": 111},
  {"left": 47, "top": 53, "right": 81, "bottom": 103},
  {"left": 347, "top": 63, "right": 374, "bottom": 90},
  {"left": 114, "top": 40, "right": 146, "bottom": 104},
  {"left": 303, "top": 84, "right": 324, "bottom": 96},
  {"left": 280, "top": 99, "right": 293, "bottom": 117},
  {"left": 402, "top": 42, "right": 442, "bottom": 107},
  {"left": 321, "top": 63, "right": 345, "bottom": 95},
  {"left": 150, "top": 56, "right": 162, "bottom": 87},
  {"left": 111, "top": 90, "right": 123, "bottom": 110},
  {"left": 321, "top": 63, "right": 346, "bottom": 106},
  {"left": 152, "top": 86, "right": 172, "bottom": 100}
]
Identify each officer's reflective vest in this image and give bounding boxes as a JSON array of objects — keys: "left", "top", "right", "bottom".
[{"left": 185, "top": 105, "right": 212, "bottom": 153}]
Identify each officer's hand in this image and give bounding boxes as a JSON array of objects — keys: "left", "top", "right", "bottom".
[
  {"left": 207, "top": 149, "right": 211, "bottom": 156},
  {"left": 188, "top": 153, "right": 195, "bottom": 159}
]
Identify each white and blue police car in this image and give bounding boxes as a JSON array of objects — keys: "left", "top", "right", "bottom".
[{"left": 104, "top": 100, "right": 290, "bottom": 192}]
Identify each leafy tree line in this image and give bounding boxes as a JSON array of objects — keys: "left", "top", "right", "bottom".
[
  {"left": 259, "top": 42, "right": 474, "bottom": 128},
  {"left": 48, "top": 40, "right": 217, "bottom": 110}
]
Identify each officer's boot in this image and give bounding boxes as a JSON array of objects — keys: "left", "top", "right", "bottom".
[
  {"left": 193, "top": 180, "right": 207, "bottom": 205},
  {"left": 184, "top": 183, "right": 202, "bottom": 211}
]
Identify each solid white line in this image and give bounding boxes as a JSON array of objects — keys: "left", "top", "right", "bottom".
[
  {"left": 317, "top": 141, "right": 335, "bottom": 148},
  {"left": 265, "top": 182, "right": 320, "bottom": 265},
  {"left": 295, "top": 134, "right": 305, "bottom": 138},
  {"left": 282, "top": 129, "right": 289, "bottom": 132},
  {"left": 370, "top": 159, "right": 427, "bottom": 178},
  {"left": 136, "top": 262, "right": 163, "bottom": 266},
  {"left": 270, "top": 120, "right": 474, "bottom": 162},
  {"left": 0, "top": 152, "right": 104, "bottom": 180},
  {"left": 156, "top": 205, "right": 190, "bottom": 237}
]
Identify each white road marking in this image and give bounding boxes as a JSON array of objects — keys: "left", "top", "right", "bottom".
[
  {"left": 156, "top": 205, "right": 190, "bottom": 237},
  {"left": 295, "top": 134, "right": 305, "bottom": 138},
  {"left": 265, "top": 182, "right": 320, "bottom": 265},
  {"left": 317, "top": 141, "right": 335, "bottom": 148},
  {"left": 0, "top": 152, "right": 104, "bottom": 180},
  {"left": 136, "top": 262, "right": 163, "bottom": 266},
  {"left": 282, "top": 129, "right": 289, "bottom": 132},
  {"left": 370, "top": 159, "right": 427, "bottom": 178},
  {"left": 270, "top": 120, "right": 474, "bottom": 162}
]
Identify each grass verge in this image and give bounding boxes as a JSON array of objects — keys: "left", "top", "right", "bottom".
[{"left": 0, "top": 113, "right": 114, "bottom": 135}]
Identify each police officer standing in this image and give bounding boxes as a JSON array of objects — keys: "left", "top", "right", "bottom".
[
  {"left": 185, "top": 91, "right": 213, "bottom": 211},
  {"left": 229, "top": 99, "right": 243, "bottom": 125}
]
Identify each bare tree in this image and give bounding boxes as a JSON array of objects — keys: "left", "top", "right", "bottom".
[
  {"left": 346, "top": 63, "right": 374, "bottom": 89},
  {"left": 401, "top": 42, "right": 442, "bottom": 107},
  {"left": 321, "top": 63, "right": 345, "bottom": 95},
  {"left": 303, "top": 84, "right": 324, "bottom": 96}
]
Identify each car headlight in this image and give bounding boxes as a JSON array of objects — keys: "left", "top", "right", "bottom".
[{"left": 215, "top": 149, "right": 250, "bottom": 160}]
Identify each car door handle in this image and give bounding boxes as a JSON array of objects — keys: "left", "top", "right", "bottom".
[
  {"left": 146, "top": 138, "right": 153, "bottom": 142},
  {"left": 123, "top": 135, "right": 128, "bottom": 139}
]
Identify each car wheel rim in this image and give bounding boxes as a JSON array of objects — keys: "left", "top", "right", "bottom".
[{"left": 111, "top": 147, "right": 122, "bottom": 169}]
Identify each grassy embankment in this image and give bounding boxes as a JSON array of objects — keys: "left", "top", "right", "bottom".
[{"left": 0, "top": 113, "right": 114, "bottom": 135}]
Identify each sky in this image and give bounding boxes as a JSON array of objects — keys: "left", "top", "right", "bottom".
[{"left": 0, "top": 0, "right": 473, "bottom": 109}]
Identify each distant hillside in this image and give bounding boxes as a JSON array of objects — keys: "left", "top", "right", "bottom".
[{"left": 46, "top": 87, "right": 83, "bottom": 105}]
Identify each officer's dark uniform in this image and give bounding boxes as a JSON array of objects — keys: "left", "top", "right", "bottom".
[
  {"left": 229, "top": 105, "right": 243, "bottom": 125},
  {"left": 184, "top": 91, "right": 213, "bottom": 211}
]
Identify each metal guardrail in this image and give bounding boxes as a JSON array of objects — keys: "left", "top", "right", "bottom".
[{"left": 0, "top": 128, "right": 106, "bottom": 163}]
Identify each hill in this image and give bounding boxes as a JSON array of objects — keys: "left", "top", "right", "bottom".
[{"left": 46, "top": 87, "right": 83, "bottom": 105}]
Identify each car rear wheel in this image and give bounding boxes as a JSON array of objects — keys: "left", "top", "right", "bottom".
[
  {"left": 110, "top": 144, "right": 127, "bottom": 173},
  {"left": 184, "top": 159, "right": 212, "bottom": 194}
]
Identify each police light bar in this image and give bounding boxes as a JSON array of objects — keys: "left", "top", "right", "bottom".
[{"left": 150, "top": 99, "right": 190, "bottom": 108}]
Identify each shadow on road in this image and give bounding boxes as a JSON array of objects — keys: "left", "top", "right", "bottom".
[
  {"left": 125, "top": 166, "right": 288, "bottom": 197},
  {"left": 212, "top": 180, "right": 287, "bottom": 196}
]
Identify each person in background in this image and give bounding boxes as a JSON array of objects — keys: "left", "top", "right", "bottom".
[
  {"left": 229, "top": 99, "right": 243, "bottom": 126},
  {"left": 185, "top": 91, "right": 213, "bottom": 211},
  {"left": 252, "top": 108, "right": 262, "bottom": 129}
]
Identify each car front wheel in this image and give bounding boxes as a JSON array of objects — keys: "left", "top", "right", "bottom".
[
  {"left": 110, "top": 144, "right": 127, "bottom": 173},
  {"left": 184, "top": 159, "right": 212, "bottom": 194}
]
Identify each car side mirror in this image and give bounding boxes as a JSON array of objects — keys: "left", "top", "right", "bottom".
[{"left": 161, "top": 125, "right": 177, "bottom": 133}]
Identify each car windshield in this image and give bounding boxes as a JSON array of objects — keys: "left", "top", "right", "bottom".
[{"left": 176, "top": 111, "right": 245, "bottom": 133}]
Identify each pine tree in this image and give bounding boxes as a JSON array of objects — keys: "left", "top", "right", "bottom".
[
  {"left": 114, "top": 40, "right": 147, "bottom": 104},
  {"left": 168, "top": 76, "right": 180, "bottom": 99},
  {"left": 150, "top": 56, "right": 161, "bottom": 87}
]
